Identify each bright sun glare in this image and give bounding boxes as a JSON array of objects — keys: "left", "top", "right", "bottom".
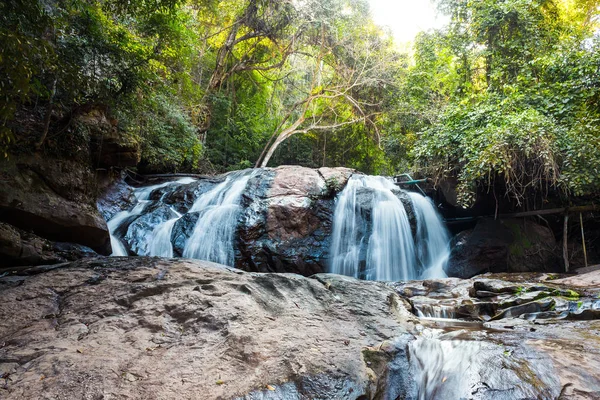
[{"left": 368, "top": 0, "right": 449, "bottom": 44}]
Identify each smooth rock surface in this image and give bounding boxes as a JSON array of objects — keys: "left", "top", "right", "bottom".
[
  {"left": 0, "top": 257, "right": 414, "bottom": 399},
  {"left": 1, "top": 259, "right": 600, "bottom": 399}
]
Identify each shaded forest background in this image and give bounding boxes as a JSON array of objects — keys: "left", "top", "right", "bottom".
[{"left": 1, "top": 0, "right": 599, "bottom": 207}]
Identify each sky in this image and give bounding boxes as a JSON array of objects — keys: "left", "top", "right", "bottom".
[{"left": 368, "top": 0, "right": 449, "bottom": 44}]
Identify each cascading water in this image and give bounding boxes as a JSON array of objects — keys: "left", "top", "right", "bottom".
[
  {"left": 182, "top": 171, "right": 254, "bottom": 266},
  {"left": 147, "top": 211, "right": 181, "bottom": 257},
  {"left": 408, "top": 192, "right": 450, "bottom": 279},
  {"left": 107, "top": 177, "right": 196, "bottom": 257},
  {"left": 107, "top": 172, "right": 253, "bottom": 266},
  {"left": 330, "top": 174, "right": 449, "bottom": 281}
]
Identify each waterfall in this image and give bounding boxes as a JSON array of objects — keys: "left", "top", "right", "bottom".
[
  {"left": 182, "top": 170, "right": 254, "bottom": 266},
  {"left": 147, "top": 211, "right": 181, "bottom": 257},
  {"left": 409, "top": 330, "right": 484, "bottom": 400},
  {"left": 408, "top": 192, "right": 450, "bottom": 279},
  {"left": 330, "top": 175, "right": 449, "bottom": 281},
  {"left": 107, "top": 177, "right": 196, "bottom": 256},
  {"left": 107, "top": 201, "right": 147, "bottom": 256}
]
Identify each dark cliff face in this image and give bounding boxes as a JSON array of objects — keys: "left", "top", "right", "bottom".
[{"left": 0, "top": 154, "right": 111, "bottom": 266}]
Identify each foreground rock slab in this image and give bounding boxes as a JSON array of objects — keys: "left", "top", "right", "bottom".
[
  {"left": 0, "top": 257, "right": 415, "bottom": 399},
  {"left": 1, "top": 258, "right": 600, "bottom": 399}
]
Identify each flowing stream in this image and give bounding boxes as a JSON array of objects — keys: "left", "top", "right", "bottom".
[
  {"left": 329, "top": 175, "right": 450, "bottom": 281},
  {"left": 107, "top": 173, "right": 253, "bottom": 266},
  {"left": 181, "top": 171, "right": 254, "bottom": 265}
]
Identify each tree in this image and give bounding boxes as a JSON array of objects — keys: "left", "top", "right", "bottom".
[
  {"left": 387, "top": 0, "right": 600, "bottom": 207},
  {"left": 254, "top": 0, "right": 397, "bottom": 167}
]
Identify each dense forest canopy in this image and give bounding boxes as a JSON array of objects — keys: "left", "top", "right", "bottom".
[{"left": 1, "top": 0, "right": 599, "bottom": 206}]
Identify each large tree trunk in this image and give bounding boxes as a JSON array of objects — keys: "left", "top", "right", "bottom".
[{"left": 257, "top": 115, "right": 305, "bottom": 168}]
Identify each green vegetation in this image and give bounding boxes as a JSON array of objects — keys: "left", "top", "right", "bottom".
[
  {"left": 392, "top": 0, "right": 600, "bottom": 206},
  {"left": 1, "top": 0, "right": 599, "bottom": 205}
]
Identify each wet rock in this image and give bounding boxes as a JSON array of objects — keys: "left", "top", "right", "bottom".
[
  {"left": 160, "top": 179, "right": 222, "bottom": 214},
  {"left": 491, "top": 298, "right": 555, "bottom": 320},
  {"left": 171, "top": 212, "right": 200, "bottom": 256},
  {"left": 96, "top": 178, "right": 136, "bottom": 221},
  {"left": 238, "top": 166, "right": 337, "bottom": 276},
  {"left": 124, "top": 205, "right": 178, "bottom": 255},
  {"left": 446, "top": 218, "right": 561, "bottom": 278}
]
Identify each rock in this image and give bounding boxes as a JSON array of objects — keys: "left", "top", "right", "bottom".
[
  {"left": 238, "top": 166, "right": 335, "bottom": 275},
  {"left": 82, "top": 108, "right": 141, "bottom": 168},
  {"left": 0, "top": 257, "right": 415, "bottom": 399},
  {"left": 171, "top": 212, "right": 200, "bottom": 256},
  {"left": 1, "top": 258, "right": 599, "bottom": 399},
  {"left": 0, "top": 222, "right": 97, "bottom": 267},
  {"left": 491, "top": 298, "right": 555, "bottom": 320},
  {"left": 160, "top": 178, "right": 223, "bottom": 214},
  {"left": 124, "top": 204, "right": 178, "bottom": 255},
  {"left": 0, "top": 155, "right": 110, "bottom": 254},
  {"left": 318, "top": 167, "right": 356, "bottom": 195},
  {"left": 96, "top": 177, "right": 137, "bottom": 221},
  {"left": 446, "top": 218, "right": 561, "bottom": 278}
]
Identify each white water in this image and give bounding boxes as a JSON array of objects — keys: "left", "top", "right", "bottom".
[
  {"left": 409, "top": 192, "right": 450, "bottom": 279},
  {"left": 182, "top": 171, "right": 254, "bottom": 266},
  {"left": 409, "top": 330, "right": 484, "bottom": 400},
  {"left": 107, "top": 201, "right": 147, "bottom": 256},
  {"left": 414, "top": 303, "right": 457, "bottom": 320},
  {"left": 147, "top": 210, "right": 181, "bottom": 258},
  {"left": 330, "top": 175, "right": 449, "bottom": 281},
  {"left": 107, "top": 177, "right": 196, "bottom": 256}
]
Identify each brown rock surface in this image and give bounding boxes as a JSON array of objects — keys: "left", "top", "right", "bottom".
[
  {"left": 1, "top": 258, "right": 600, "bottom": 399},
  {"left": 0, "top": 257, "right": 414, "bottom": 399},
  {"left": 238, "top": 166, "right": 345, "bottom": 276}
]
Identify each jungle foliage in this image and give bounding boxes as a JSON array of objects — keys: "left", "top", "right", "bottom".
[
  {"left": 1, "top": 0, "right": 599, "bottom": 205},
  {"left": 390, "top": 0, "right": 600, "bottom": 206}
]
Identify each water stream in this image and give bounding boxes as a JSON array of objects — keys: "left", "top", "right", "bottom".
[
  {"left": 329, "top": 175, "right": 450, "bottom": 281},
  {"left": 107, "top": 173, "right": 253, "bottom": 266},
  {"left": 108, "top": 177, "right": 196, "bottom": 257},
  {"left": 182, "top": 170, "right": 254, "bottom": 265}
]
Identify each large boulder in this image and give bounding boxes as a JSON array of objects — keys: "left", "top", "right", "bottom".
[
  {"left": 446, "top": 218, "right": 561, "bottom": 278},
  {"left": 0, "top": 155, "right": 111, "bottom": 255},
  {"left": 0, "top": 257, "right": 416, "bottom": 399},
  {"left": 238, "top": 166, "right": 339, "bottom": 275}
]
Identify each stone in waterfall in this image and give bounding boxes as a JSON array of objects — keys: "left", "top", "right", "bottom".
[{"left": 237, "top": 166, "right": 346, "bottom": 275}]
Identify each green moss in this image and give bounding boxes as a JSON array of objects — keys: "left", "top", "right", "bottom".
[{"left": 505, "top": 221, "right": 534, "bottom": 257}]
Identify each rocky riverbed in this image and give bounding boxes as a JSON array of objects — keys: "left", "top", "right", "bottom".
[{"left": 0, "top": 258, "right": 599, "bottom": 399}]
